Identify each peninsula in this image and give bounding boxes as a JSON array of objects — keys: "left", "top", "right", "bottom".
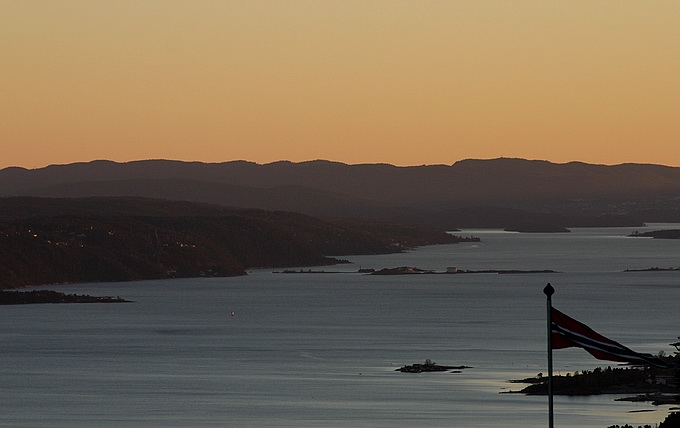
[
  {"left": 510, "top": 364, "right": 679, "bottom": 400},
  {"left": 630, "top": 229, "right": 680, "bottom": 240},
  {"left": 624, "top": 267, "right": 679, "bottom": 272},
  {"left": 0, "top": 289, "right": 130, "bottom": 305},
  {"left": 0, "top": 197, "right": 465, "bottom": 290}
]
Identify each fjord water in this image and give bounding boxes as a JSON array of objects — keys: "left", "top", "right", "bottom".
[{"left": 2, "top": 225, "right": 679, "bottom": 427}]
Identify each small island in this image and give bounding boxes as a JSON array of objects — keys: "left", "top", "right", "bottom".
[
  {"left": 396, "top": 359, "right": 472, "bottom": 373},
  {"left": 371, "top": 266, "right": 433, "bottom": 275},
  {"left": 0, "top": 289, "right": 131, "bottom": 305},
  {"left": 504, "top": 227, "right": 571, "bottom": 233},
  {"left": 624, "top": 267, "right": 679, "bottom": 272},
  {"left": 369, "top": 266, "right": 559, "bottom": 275}
]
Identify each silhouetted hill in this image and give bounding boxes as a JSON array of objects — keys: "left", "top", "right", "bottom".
[
  {"left": 0, "top": 197, "right": 462, "bottom": 289},
  {"left": 2, "top": 158, "right": 679, "bottom": 228}
]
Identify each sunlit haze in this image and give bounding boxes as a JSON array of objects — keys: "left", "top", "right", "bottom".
[{"left": 2, "top": 1, "right": 680, "bottom": 169}]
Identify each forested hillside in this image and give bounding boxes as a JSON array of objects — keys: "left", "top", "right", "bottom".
[{"left": 0, "top": 197, "right": 464, "bottom": 289}]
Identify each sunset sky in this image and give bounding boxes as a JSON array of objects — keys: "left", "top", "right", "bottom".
[{"left": 2, "top": 1, "right": 680, "bottom": 169}]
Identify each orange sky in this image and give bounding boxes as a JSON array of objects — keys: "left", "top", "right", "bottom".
[{"left": 2, "top": 1, "right": 680, "bottom": 169}]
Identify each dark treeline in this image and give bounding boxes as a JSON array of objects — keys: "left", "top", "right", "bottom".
[
  {"left": 608, "top": 411, "right": 680, "bottom": 428},
  {"left": 518, "top": 365, "right": 679, "bottom": 396}
]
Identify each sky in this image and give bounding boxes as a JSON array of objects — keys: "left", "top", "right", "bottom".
[{"left": 2, "top": 1, "right": 680, "bottom": 169}]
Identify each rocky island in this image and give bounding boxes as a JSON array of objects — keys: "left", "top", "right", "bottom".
[
  {"left": 371, "top": 266, "right": 433, "bottom": 275},
  {"left": 396, "top": 359, "right": 472, "bottom": 373}
]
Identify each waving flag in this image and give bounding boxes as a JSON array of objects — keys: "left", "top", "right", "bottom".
[{"left": 550, "top": 307, "right": 670, "bottom": 368}]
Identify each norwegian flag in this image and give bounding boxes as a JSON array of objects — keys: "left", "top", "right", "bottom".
[{"left": 551, "top": 307, "right": 671, "bottom": 368}]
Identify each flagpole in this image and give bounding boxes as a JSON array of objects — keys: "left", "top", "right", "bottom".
[{"left": 544, "top": 283, "right": 555, "bottom": 428}]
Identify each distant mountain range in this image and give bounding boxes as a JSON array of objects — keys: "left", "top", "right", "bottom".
[
  {"left": 2, "top": 158, "right": 678, "bottom": 288},
  {"left": 2, "top": 158, "right": 679, "bottom": 230}
]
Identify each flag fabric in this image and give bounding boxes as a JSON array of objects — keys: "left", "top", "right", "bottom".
[{"left": 551, "top": 307, "right": 671, "bottom": 368}]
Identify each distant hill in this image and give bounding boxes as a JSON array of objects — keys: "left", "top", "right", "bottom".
[
  {"left": 0, "top": 197, "right": 463, "bottom": 289},
  {"left": 1, "top": 158, "right": 679, "bottom": 228}
]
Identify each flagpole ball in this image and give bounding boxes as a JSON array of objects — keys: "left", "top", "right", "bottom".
[{"left": 544, "top": 283, "right": 554, "bottom": 297}]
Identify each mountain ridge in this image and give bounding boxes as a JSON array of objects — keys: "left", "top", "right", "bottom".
[{"left": 2, "top": 158, "right": 679, "bottom": 228}]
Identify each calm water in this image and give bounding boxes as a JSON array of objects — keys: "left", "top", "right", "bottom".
[{"left": 1, "top": 224, "right": 679, "bottom": 427}]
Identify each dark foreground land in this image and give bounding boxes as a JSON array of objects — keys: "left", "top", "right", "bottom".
[
  {"left": 607, "top": 412, "right": 680, "bottom": 428},
  {"left": 624, "top": 267, "right": 679, "bottom": 272},
  {"left": 0, "top": 289, "right": 130, "bottom": 305},
  {"left": 512, "top": 364, "right": 680, "bottom": 427},
  {"left": 511, "top": 365, "right": 680, "bottom": 401},
  {"left": 631, "top": 229, "right": 680, "bottom": 239}
]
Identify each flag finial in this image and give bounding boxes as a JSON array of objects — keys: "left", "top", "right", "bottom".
[{"left": 543, "top": 283, "right": 554, "bottom": 297}]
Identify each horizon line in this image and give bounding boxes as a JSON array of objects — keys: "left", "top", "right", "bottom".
[{"left": 3, "top": 157, "right": 679, "bottom": 171}]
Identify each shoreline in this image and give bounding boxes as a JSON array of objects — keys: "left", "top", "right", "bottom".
[{"left": 507, "top": 365, "right": 680, "bottom": 402}]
